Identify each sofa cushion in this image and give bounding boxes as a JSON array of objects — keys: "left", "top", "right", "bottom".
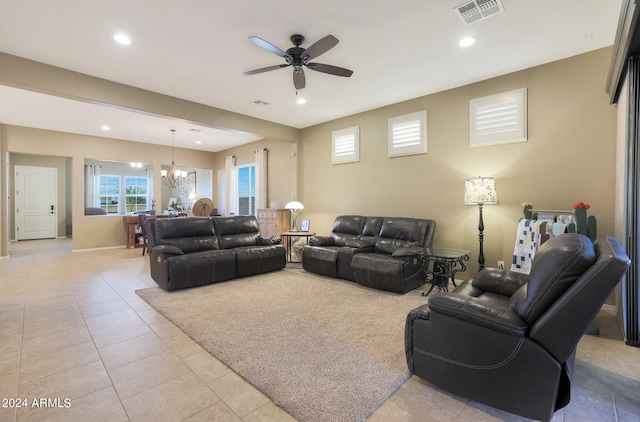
[
  {"left": 302, "top": 246, "right": 340, "bottom": 278},
  {"left": 213, "top": 215, "right": 260, "bottom": 249},
  {"left": 330, "top": 215, "right": 367, "bottom": 246},
  {"left": 351, "top": 253, "right": 413, "bottom": 294},
  {"left": 509, "top": 234, "right": 596, "bottom": 324},
  {"left": 375, "top": 218, "right": 430, "bottom": 254},
  {"left": 164, "top": 249, "right": 237, "bottom": 291},
  {"left": 154, "top": 217, "right": 218, "bottom": 253},
  {"left": 362, "top": 217, "right": 384, "bottom": 242},
  {"left": 235, "top": 245, "right": 286, "bottom": 277}
]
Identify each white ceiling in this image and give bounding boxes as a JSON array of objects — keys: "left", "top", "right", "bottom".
[{"left": 0, "top": 0, "right": 623, "bottom": 152}]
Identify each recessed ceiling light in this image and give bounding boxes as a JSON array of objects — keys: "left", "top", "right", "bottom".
[
  {"left": 195, "top": 140, "right": 202, "bottom": 144},
  {"left": 101, "top": 125, "right": 110, "bottom": 131},
  {"left": 114, "top": 34, "right": 131, "bottom": 45},
  {"left": 459, "top": 37, "right": 476, "bottom": 47},
  {"left": 297, "top": 98, "right": 306, "bottom": 105}
]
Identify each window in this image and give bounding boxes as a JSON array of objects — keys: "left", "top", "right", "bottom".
[
  {"left": 125, "top": 176, "right": 148, "bottom": 213},
  {"left": 388, "top": 111, "right": 427, "bottom": 157},
  {"left": 99, "top": 175, "right": 121, "bottom": 214},
  {"left": 237, "top": 165, "right": 255, "bottom": 215},
  {"left": 470, "top": 88, "right": 527, "bottom": 147},
  {"left": 85, "top": 160, "right": 153, "bottom": 215},
  {"left": 332, "top": 126, "right": 360, "bottom": 164}
]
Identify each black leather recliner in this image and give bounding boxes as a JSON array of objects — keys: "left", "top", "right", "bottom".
[{"left": 405, "top": 234, "right": 631, "bottom": 421}]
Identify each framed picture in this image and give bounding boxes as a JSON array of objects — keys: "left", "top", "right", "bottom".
[{"left": 300, "top": 219, "right": 310, "bottom": 232}]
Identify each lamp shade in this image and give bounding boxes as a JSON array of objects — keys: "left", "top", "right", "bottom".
[
  {"left": 285, "top": 201, "right": 304, "bottom": 210},
  {"left": 464, "top": 177, "right": 498, "bottom": 205}
]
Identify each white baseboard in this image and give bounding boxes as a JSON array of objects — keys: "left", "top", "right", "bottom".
[{"left": 72, "top": 245, "right": 127, "bottom": 253}]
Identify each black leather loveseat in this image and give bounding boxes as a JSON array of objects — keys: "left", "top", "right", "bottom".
[
  {"left": 146, "top": 215, "right": 285, "bottom": 291},
  {"left": 302, "top": 215, "right": 436, "bottom": 293}
]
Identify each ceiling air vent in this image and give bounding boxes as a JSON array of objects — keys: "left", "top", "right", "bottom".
[{"left": 454, "top": 0, "right": 504, "bottom": 25}]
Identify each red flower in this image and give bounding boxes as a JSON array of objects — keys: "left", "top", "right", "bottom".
[{"left": 573, "top": 202, "right": 590, "bottom": 209}]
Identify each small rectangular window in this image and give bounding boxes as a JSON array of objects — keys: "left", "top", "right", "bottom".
[
  {"left": 237, "top": 165, "right": 255, "bottom": 215},
  {"left": 388, "top": 111, "right": 427, "bottom": 157},
  {"left": 99, "top": 175, "right": 121, "bottom": 214},
  {"left": 332, "top": 126, "right": 360, "bottom": 164},
  {"left": 125, "top": 176, "right": 149, "bottom": 213},
  {"left": 470, "top": 88, "right": 527, "bottom": 147}
]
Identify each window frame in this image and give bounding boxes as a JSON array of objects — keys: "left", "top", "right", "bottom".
[
  {"left": 469, "top": 88, "right": 528, "bottom": 147},
  {"left": 388, "top": 110, "right": 427, "bottom": 158},
  {"left": 124, "top": 176, "right": 149, "bottom": 213},
  {"left": 332, "top": 125, "right": 360, "bottom": 164},
  {"left": 237, "top": 164, "right": 256, "bottom": 216},
  {"left": 99, "top": 175, "right": 121, "bottom": 214}
]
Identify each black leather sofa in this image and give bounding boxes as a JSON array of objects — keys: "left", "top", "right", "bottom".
[
  {"left": 302, "top": 215, "right": 436, "bottom": 293},
  {"left": 405, "top": 234, "right": 631, "bottom": 421},
  {"left": 146, "top": 215, "right": 285, "bottom": 291}
]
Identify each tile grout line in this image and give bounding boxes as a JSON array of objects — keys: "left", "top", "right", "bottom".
[{"left": 72, "top": 276, "right": 133, "bottom": 421}]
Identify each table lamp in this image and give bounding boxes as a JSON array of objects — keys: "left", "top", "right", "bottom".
[
  {"left": 464, "top": 177, "right": 498, "bottom": 271},
  {"left": 285, "top": 201, "right": 304, "bottom": 231}
]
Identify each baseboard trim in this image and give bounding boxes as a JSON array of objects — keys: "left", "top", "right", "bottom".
[{"left": 72, "top": 245, "right": 127, "bottom": 253}]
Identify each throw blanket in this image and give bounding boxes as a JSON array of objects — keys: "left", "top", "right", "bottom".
[{"left": 511, "top": 219, "right": 567, "bottom": 274}]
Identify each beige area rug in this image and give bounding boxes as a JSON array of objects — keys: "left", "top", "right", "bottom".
[{"left": 136, "top": 269, "right": 428, "bottom": 422}]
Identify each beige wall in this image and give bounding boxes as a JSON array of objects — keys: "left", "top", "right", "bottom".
[
  {"left": 299, "top": 47, "right": 618, "bottom": 279},
  {"left": 0, "top": 47, "right": 620, "bottom": 269},
  {"left": 213, "top": 138, "right": 298, "bottom": 214},
  {"left": 9, "top": 153, "right": 71, "bottom": 238},
  {"left": 3, "top": 125, "right": 217, "bottom": 251}
]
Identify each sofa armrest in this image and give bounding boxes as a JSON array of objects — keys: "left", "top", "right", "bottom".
[
  {"left": 256, "top": 236, "right": 281, "bottom": 245},
  {"left": 471, "top": 268, "right": 529, "bottom": 297},
  {"left": 392, "top": 246, "right": 424, "bottom": 258},
  {"left": 152, "top": 245, "right": 184, "bottom": 256},
  {"left": 428, "top": 289, "right": 527, "bottom": 337},
  {"left": 344, "top": 239, "right": 375, "bottom": 252},
  {"left": 309, "top": 236, "right": 334, "bottom": 246},
  {"left": 405, "top": 303, "right": 431, "bottom": 368}
]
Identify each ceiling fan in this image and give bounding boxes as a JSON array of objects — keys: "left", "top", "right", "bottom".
[{"left": 244, "top": 34, "right": 353, "bottom": 90}]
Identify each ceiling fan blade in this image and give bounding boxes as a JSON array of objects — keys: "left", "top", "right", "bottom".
[
  {"left": 248, "top": 36, "right": 289, "bottom": 58},
  {"left": 293, "top": 68, "right": 306, "bottom": 90},
  {"left": 306, "top": 62, "right": 353, "bottom": 77},
  {"left": 302, "top": 35, "right": 339, "bottom": 61},
  {"left": 244, "top": 64, "right": 290, "bottom": 75}
]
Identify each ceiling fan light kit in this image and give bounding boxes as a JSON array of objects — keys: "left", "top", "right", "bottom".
[{"left": 244, "top": 34, "right": 353, "bottom": 90}]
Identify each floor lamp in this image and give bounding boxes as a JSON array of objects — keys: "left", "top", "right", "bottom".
[
  {"left": 464, "top": 177, "right": 498, "bottom": 271},
  {"left": 285, "top": 201, "right": 304, "bottom": 231}
]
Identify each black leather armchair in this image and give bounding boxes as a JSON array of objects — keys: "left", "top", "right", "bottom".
[{"left": 405, "top": 234, "right": 630, "bottom": 421}]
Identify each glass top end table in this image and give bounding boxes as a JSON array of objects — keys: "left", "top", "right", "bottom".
[{"left": 420, "top": 248, "right": 471, "bottom": 296}]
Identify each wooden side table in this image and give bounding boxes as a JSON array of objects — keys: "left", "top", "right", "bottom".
[
  {"left": 122, "top": 214, "right": 166, "bottom": 249},
  {"left": 420, "top": 247, "right": 470, "bottom": 296},
  {"left": 281, "top": 231, "right": 315, "bottom": 263}
]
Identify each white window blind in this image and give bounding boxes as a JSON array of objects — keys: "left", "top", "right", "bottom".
[
  {"left": 332, "top": 126, "right": 359, "bottom": 164},
  {"left": 470, "top": 88, "right": 527, "bottom": 147},
  {"left": 388, "top": 111, "right": 427, "bottom": 157}
]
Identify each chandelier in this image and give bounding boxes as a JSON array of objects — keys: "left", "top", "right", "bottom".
[{"left": 161, "top": 129, "right": 187, "bottom": 188}]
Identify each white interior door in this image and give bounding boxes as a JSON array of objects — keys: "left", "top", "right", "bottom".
[{"left": 15, "top": 165, "right": 57, "bottom": 240}]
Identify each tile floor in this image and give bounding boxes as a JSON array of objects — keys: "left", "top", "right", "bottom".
[{"left": 0, "top": 238, "right": 639, "bottom": 422}]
